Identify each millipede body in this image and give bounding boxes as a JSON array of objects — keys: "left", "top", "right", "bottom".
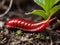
[{"left": 4, "top": 17, "right": 57, "bottom": 32}]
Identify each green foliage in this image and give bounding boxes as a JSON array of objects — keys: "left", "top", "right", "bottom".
[
  {"left": 32, "top": 10, "right": 48, "bottom": 19},
  {"left": 16, "top": 30, "right": 22, "bottom": 35},
  {"left": 27, "top": 0, "right": 60, "bottom": 19},
  {"left": 50, "top": 5, "right": 60, "bottom": 15},
  {"left": 36, "top": 34, "right": 41, "bottom": 39},
  {"left": 45, "top": 36, "right": 50, "bottom": 41}
]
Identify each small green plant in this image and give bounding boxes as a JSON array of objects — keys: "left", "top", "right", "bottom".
[
  {"left": 16, "top": 30, "right": 23, "bottom": 35},
  {"left": 45, "top": 36, "right": 50, "bottom": 42},
  {"left": 26, "top": 0, "right": 60, "bottom": 19},
  {"left": 36, "top": 34, "right": 41, "bottom": 39}
]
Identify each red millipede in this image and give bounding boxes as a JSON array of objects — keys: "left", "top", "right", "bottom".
[{"left": 4, "top": 14, "right": 57, "bottom": 32}]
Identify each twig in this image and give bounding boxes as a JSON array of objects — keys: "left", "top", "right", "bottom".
[
  {"left": 0, "top": 0, "right": 13, "bottom": 17},
  {"left": 50, "top": 39, "right": 53, "bottom": 45}
]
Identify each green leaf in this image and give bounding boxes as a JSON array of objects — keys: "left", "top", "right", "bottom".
[
  {"left": 34, "top": 0, "right": 59, "bottom": 10},
  {"left": 32, "top": 10, "right": 48, "bottom": 19},
  {"left": 16, "top": 30, "right": 22, "bottom": 35},
  {"left": 27, "top": 0, "right": 60, "bottom": 19},
  {"left": 45, "top": 36, "right": 50, "bottom": 41},
  {"left": 50, "top": 5, "right": 60, "bottom": 15},
  {"left": 34, "top": 0, "right": 60, "bottom": 15},
  {"left": 36, "top": 34, "right": 41, "bottom": 39},
  {"left": 44, "top": 0, "right": 60, "bottom": 10},
  {"left": 50, "top": 0, "right": 60, "bottom": 8}
]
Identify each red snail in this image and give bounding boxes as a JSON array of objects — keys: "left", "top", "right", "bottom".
[{"left": 4, "top": 13, "right": 57, "bottom": 32}]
